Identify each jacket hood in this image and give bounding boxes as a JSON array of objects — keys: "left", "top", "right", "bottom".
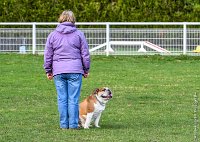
[{"left": 56, "top": 22, "right": 77, "bottom": 34}]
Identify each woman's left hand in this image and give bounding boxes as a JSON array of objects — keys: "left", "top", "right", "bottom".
[{"left": 47, "top": 73, "right": 53, "bottom": 80}]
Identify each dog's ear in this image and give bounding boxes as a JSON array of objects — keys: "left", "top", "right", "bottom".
[{"left": 93, "top": 88, "right": 99, "bottom": 94}]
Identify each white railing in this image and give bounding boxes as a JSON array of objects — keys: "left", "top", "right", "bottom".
[{"left": 1, "top": 22, "right": 200, "bottom": 56}]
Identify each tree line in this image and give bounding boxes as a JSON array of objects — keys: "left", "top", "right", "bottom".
[{"left": 0, "top": 0, "right": 200, "bottom": 22}]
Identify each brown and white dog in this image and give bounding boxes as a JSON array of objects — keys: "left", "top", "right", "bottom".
[{"left": 79, "top": 87, "right": 112, "bottom": 129}]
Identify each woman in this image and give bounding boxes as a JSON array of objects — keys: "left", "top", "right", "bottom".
[{"left": 43, "top": 10, "right": 90, "bottom": 129}]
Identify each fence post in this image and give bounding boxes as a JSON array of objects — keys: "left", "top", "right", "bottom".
[
  {"left": 32, "top": 22, "right": 36, "bottom": 54},
  {"left": 106, "top": 23, "right": 110, "bottom": 56},
  {"left": 183, "top": 23, "right": 187, "bottom": 55}
]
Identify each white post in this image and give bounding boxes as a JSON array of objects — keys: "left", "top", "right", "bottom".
[
  {"left": 32, "top": 22, "right": 36, "bottom": 54},
  {"left": 106, "top": 23, "right": 110, "bottom": 56},
  {"left": 183, "top": 23, "right": 187, "bottom": 55}
]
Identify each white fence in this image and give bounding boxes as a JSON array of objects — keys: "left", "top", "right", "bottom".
[{"left": 1, "top": 22, "right": 200, "bottom": 56}]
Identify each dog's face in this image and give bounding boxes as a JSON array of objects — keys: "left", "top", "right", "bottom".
[{"left": 94, "top": 87, "right": 112, "bottom": 104}]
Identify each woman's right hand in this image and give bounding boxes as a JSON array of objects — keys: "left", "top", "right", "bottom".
[{"left": 83, "top": 73, "right": 89, "bottom": 78}]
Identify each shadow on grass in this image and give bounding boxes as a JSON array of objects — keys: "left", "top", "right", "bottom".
[{"left": 100, "top": 123, "right": 129, "bottom": 130}]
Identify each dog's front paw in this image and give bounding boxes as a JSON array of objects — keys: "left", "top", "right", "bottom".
[
  {"left": 84, "top": 125, "right": 90, "bottom": 129},
  {"left": 95, "top": 125, "right": 100, "bottom": 128}
]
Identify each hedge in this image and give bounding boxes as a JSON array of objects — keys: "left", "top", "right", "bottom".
[{"left": 0, "top": 0, "right": 200, "bottom": 22}]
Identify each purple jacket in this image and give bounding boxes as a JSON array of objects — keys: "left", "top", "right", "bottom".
[{"left": 43, "top": 22, "right": 90, "bottom": 76}]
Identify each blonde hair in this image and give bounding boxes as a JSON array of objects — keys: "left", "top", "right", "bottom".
[{"left": 58, "top": 10, "right": 76, "bottom": 23}]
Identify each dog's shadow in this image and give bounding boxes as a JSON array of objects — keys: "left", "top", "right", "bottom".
[{"left": 100, "top": 123, "right": 127, "bottom": 130}]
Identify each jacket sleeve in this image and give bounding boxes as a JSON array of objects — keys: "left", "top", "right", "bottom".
[
  {"left": 80, "top": 32, "right": 90, "bottom": 74},
  {"left": 43, "top": 33, "right": 54, "bottom": 74}
]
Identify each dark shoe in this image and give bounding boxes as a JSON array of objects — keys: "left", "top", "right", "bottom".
[
  {"left": 69, "top": 127, "right": 81, "bottom": 130},
  {"left": 60, "top": 128, "right": 69, "bottom": 130}
]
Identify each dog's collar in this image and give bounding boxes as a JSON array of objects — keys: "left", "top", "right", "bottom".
[{"left": 95, "top": 95, "right": 106, "bottom": 106}]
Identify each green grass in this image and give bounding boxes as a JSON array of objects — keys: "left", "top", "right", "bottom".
[{"left": 0, "top": 54, "right": 199, "bottom": 142}]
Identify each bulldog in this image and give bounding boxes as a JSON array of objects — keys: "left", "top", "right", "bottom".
[{"left": 79, "top": 87, "right": 112, "bottom": 129}]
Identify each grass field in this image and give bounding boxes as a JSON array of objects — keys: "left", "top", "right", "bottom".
[{"left": 0, "top": 54, "right": 199, "bottom": 142}]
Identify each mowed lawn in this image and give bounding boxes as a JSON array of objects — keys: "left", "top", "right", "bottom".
[{"left": 0, "top": 54, "right": 199, "bottom": 142}]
